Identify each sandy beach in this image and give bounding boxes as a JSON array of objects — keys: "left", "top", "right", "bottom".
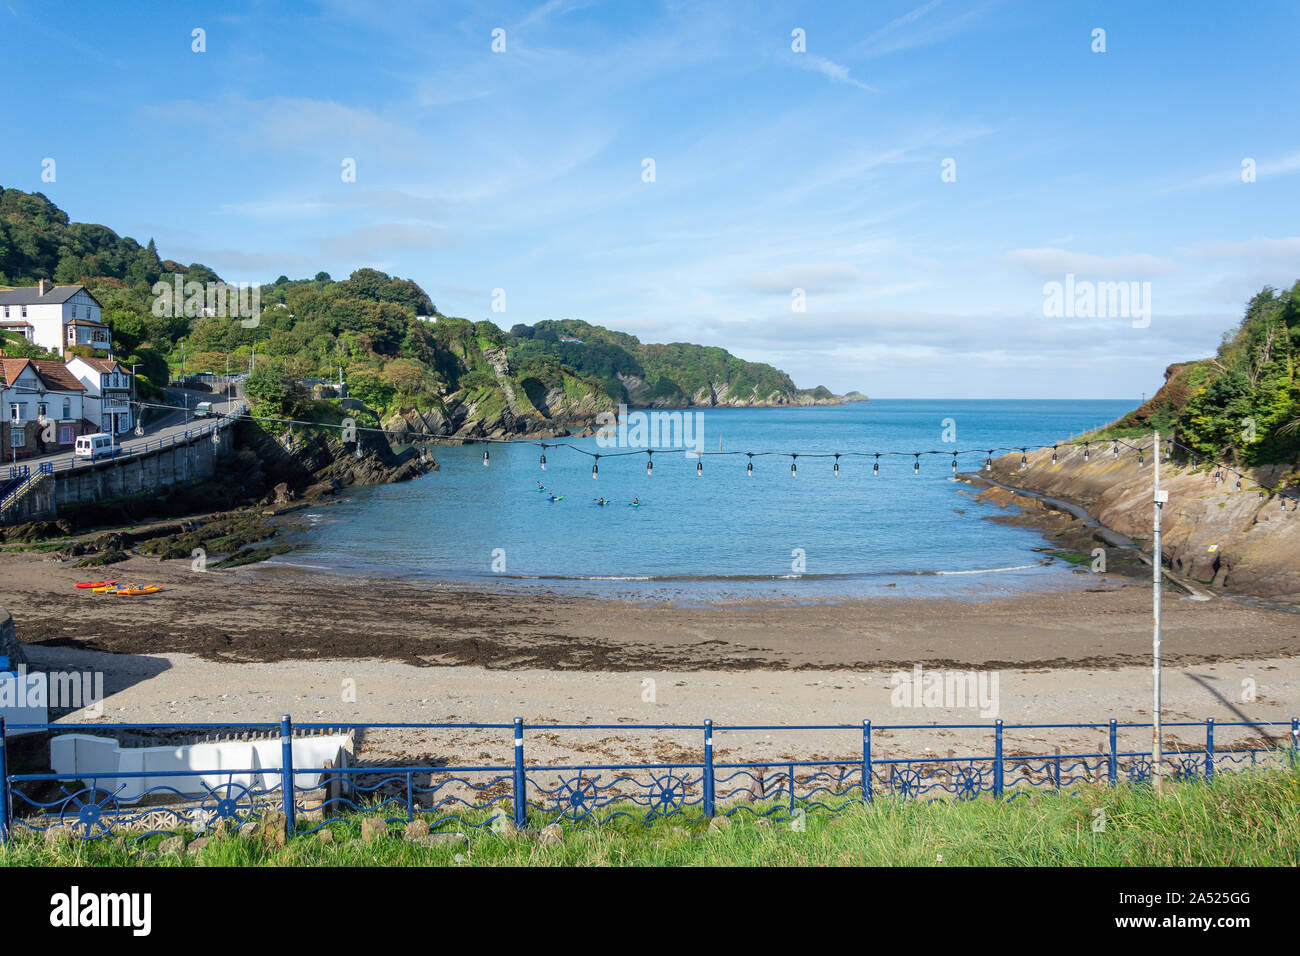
[{"left": 3, "top": 546, "right": 1298, "bottom": 764}]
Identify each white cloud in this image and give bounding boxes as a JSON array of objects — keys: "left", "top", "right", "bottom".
[
  {"left": 792, "top": 55, "right": 876, "bottom": 92},
  {"left": 1006, "top": 248, "right": 1180, "bottom": 278}
]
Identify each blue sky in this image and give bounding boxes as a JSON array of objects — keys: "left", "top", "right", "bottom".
[{"left": 2, "top": 0, "right": 1298, "bottom": 398}]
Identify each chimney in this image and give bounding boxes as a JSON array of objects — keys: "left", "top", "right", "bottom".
[{"left": 38, "top": 279, "right": 52, "bottom": 296}]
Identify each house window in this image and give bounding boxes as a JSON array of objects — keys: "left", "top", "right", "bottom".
[
  {"left": 10, "top": 424, "right": 24, "bottom": 448},
  {"left": 71, "top": 305, "right": 77, "bottom": 319},
  {"left": 68, "top": 327, "right": 76, "bottom": 342},
  {"left": 58, "top": 424, "right": 74, "bottom": 445},
  {"left": 21, "top": 306, "right": 27, "bottom": 318},
  {"left": 10, "top": 404, "right": 20, "bottom": 422},
  {"left": 62, "top": 399, "right": 71, "bottom": 419},
  {"left": 2, "top": 307, "right": 7, "bottom": 318}
]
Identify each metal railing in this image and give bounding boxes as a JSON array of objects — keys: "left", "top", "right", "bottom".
[
  {"left": 1, "top": 715, "right": 1296, "bottom": 843},
  {"left": 0, "top": 465, "right": 32, "bottom": 511},
  {"left": 35, "top": 402, "right": 246, "bottom": 474}
]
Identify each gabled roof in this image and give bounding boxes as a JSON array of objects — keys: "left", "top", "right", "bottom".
[
  {"left": 73, "top": 357, "right": 125, "bottom": 374},
  {"left": 0, "top": 284, "right": 104, "bottom": 309},
  {"left": 65, "top": 318, "right": 108, "bottom": 328},
  {"left": 0, "top": 357, "right": 86, "bottom": 392},
  {"left": 0, "top": 358, "right": 34, "bottom": 388},
  {"left": 28, "top": 359, "right": 87, "bottom": 392}
]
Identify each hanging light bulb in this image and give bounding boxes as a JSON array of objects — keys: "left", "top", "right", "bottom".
[
  {"left": 696, "top": 459, "right": 703, "bottom": 477},
  {"left": 1051, "top": 446, "right": 1058, "bottom": 465},
  {"left": 913, "top": 454, "right": 920, "bottom": 476},
  {"left": 646, "top": 452, "right": 653, "bottom": 476},
  {"left": 791, "top": 455, "right": 797, "bottom": 478},
  {"left": 833, "top": 454, "right": 840, "bottom": 477},
  {"left": 355, "top": 444, "right": 364, "bottom": 459},
  {"left": 1111, "top": 440, "right": 1119, "bottom": 458},
  {"left": 951, "top": 453, "right": 958, "bottom": 474},
  {"left": 746, "top": 455, "right": 753, "bottom": 477},
  {"left": 540, "top": 451, "right": 547, "bottom": 471},
  {"left": 482, "top": 449, "right": 490, "bottom": 466},
  {"left": 984, "top": 456, "right": 992, "bottom": 471},
  {"left": 1138, "top": 451, "right": 1144, "bottom": 467},
  {"left": 1235, "top": 477, "right": 1242, "bottom": 491},
  {"left": 873, "top": 456, "right": 879, "bottom": 477},
  {"left": 1019, "top": 450, "right": 1027, "bottom": 470},
  {"left": 1083, "top": 443, "right": 1091, "bottom": 461},
  {"left": 592, "top": 458, "right": 599, "bottom": 480}
]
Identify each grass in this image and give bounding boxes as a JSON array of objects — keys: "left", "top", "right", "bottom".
[{"left": 3, "top": 768, "right": 1298, "bottom": 867}]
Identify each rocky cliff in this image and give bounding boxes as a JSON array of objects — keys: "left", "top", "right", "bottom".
[{"left": 986, "top": 445, "right": 1300, "bottom": 602}]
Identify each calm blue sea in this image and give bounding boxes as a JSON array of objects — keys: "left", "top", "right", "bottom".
[{"left": 268, "top": 399, "right": 1133, "bottom": 601}]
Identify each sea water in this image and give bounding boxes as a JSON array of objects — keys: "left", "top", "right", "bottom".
[{"left": 270, "top": 399, "right": 1133, "bottom": 601}]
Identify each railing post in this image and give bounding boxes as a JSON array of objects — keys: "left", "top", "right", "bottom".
[
  {"left": 1291, "top": 718, "right": 1298, "bottom": 769},
  {"left": 703, "top": 719, "right": 715, "bottom": 817},
  {"left": 0, "top": 717, "right": 10, "bottom": 845},
  {"left": 862, "top": 720, "right": 873, "bottom": 804},
  {"left": 1205, "top": 718, "right": 1215, "bottom": 782},
  {"left": 993, "top": 719, "right": 1004, "bottom": 799},
  {"left": 512, "top": 717, "right": 526, "bottom": 829},
  {"left": 1108, "top": 719, "right": 1118, "bottom": 785},
  {"left": 279, "top": 714, "right": 296, "bottom": 835}
]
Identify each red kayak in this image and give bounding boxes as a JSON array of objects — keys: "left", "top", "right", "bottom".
[{"left": 74, "top": 580, "right": 118, "bottom": 589}]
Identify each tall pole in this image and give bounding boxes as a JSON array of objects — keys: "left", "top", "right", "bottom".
[{"left": 1152, "top": 430, "right": 1164, "bottom": 792}]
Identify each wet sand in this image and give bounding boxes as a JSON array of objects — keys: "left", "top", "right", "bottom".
[{"left": 3, "top": 550, "right": 1297, "bottom": 672}]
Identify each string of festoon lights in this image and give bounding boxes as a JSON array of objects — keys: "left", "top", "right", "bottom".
[{"left": 133, "top": 399, "right": 1300, "bottom": 507}]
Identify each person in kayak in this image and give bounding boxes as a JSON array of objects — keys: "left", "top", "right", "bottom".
[
  {"left": 547, "top": 493, "right": 563, "bottom": 502},
  {"left": 630, "top": 497, "right": 641, "bottom": 507},
  {"left": 538, "top": 482, "right": 545, "bottom": 492},
  {"left": 594, "top": 497, "right": 609, "bottom": 506}
]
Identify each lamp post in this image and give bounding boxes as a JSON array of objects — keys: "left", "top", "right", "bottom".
[
  {"left": 129, "top": 363, "right": 141, "bottom": 437},
  {"left": 1152, "top": 430, "right": 1168, "bottom": 793}
]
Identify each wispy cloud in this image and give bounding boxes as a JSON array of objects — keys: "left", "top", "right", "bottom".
[
  {"left": 855, "top": 0, "right": 998, "bottom": 59},
  {"left": 1006, "top": 248, "right": 1180, "bottom": 278},
  {"left": 792, "top": 54, "right": 876, "bottom": 92}
]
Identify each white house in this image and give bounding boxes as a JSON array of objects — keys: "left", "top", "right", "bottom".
[
  {"left": 0, "top": 357, "right": 89, "bottom": 459},
  {"left": 65, "top": 356, "right": 134, "bottom": 436},
  {"left": 0, "top": 280, "right": 110, "bottom": 357}
]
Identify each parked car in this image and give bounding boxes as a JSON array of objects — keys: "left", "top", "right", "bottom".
[{"left": 74, "top": 433, "right": 121, "bottom": 460}]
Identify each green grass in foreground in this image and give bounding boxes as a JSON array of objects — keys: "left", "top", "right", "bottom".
[{"left": 3, "top": 769, "right": 1299, "bottom": 866}]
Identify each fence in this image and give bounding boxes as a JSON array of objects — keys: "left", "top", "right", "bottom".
[{"left": 1, "top": 716, "right": 1297, "bottom": 843}]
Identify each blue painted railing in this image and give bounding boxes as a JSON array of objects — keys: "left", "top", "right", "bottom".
[
  {"left": 0, "top": 466, "right": 31, "bottom": 510},
  {"left": 35, "top": 402, "right": 245, "bottom": 474},
  {"left": 1, "top": 715, "right": 1296, "bottom": 843}
]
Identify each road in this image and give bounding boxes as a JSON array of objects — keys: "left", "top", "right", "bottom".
[{"left": 10, "top": 387, "right": 240, "bottom": 472}]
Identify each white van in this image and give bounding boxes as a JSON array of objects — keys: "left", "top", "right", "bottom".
[
  {"left": 74, "top": 433, "right": 121, "bottom": 459},
  {"left": 193, "top": 401, "right": 214, "bottom": 418}
]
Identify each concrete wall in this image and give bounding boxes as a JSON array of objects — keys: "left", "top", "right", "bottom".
[
  {"left": 1, "top": 424, "right": 238, "bottom": 524},
  {"left": 53, "top": 433, "right": 228, "bottom": 508}
]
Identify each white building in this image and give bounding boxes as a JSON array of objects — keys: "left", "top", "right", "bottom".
[
  {"left": 65, "top": 356, "right": 134, "bottom": 436},
  {"left": 0, "top": 357, "right": 89, "bottom": 460},
  {"left": 0, "top": 280, "right": 110, "bottom": 357}
]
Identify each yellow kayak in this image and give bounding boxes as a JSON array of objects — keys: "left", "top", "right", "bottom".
[{"left": 114, "top": 585, "right": 163, "bottom": 596}]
